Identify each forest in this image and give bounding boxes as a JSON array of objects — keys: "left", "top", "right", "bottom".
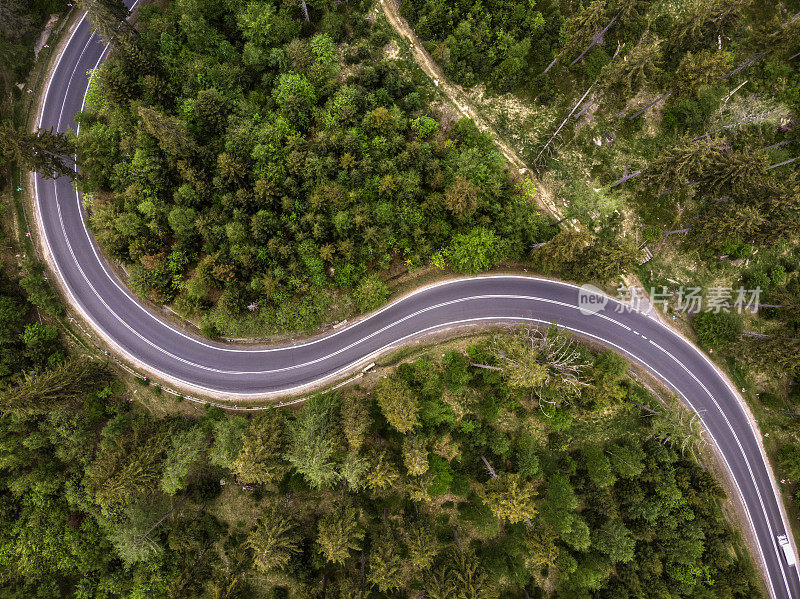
[
  {"left": 0, "top": 324, "right": 763, "bottom": 598},
  {"left": 0, "top": 0, "right": 796, "bottom": 597},
  {"left": 66, "top": 0, "right": 558, "bottom": 338},
  {"left": 401, "top": 0, "right": 800, "bottom": 528}
]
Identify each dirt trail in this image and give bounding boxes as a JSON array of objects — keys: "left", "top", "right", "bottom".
[{"left": 378, "top": 0, "right": 562, "bottom": 220}]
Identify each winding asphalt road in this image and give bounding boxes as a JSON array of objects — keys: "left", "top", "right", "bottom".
[{"left": 32, "top": 5, "right": 800, "bottom": 598}]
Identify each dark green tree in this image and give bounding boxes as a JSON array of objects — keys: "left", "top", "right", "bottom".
[{"left": 0, "top": 124, "right": 75, "bottom": 180}]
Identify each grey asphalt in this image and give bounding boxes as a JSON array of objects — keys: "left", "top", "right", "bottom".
[{"left": 34, "top": 6, "right": 800, "bottom": 598}]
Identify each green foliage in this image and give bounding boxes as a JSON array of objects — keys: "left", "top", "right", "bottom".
[
  {"left": 482, "top": 471, "right": 537, "bottom": 523},
  {"left": 316, "top": 504, "right": 364, "bottom": 565},
  {"left": 284, "top": 393, "right": 341, "bottom": 489},
  {"left": 248, "top": 505, "right": 301, "bottom": 573},
  {"left": 160, "top": 426, "right": 206, "bottom": 494},
  {"left": 692, "top": 310, "right": 742, "bottom": 348},
  {"left": 374, "top": 376, "right": 419, "bottom": 433},
  {"left": 74, "top": 0, "right": 549, "bottom": 334},
  {"left": 353, "top": 273, "right": 389, "bottom": 313},
  {"left": 0, "top": 324, "right": 762, "bottom": 598},
  {"left": 443, "top": 227, "right": 504, "bottom": 274},
  {"left": 209, "top": 416, "right": 247, "bottom": 469},
  {"left": 411, "top": 115, "right": 439, "bottom": 139}
]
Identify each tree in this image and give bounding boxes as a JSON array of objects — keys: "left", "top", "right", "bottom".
[
  {"left": 233, "top": 410, "right": 289, "bottom": 486},
  {"left": 340, "top": 450, "right": 371, "bottom": 492},
  {"left": 20, "top": 322, "right": 58, "bottom": 349},
  {"left": 541, "top": 473, "right": 577, "bottom": 534},
  {"left": 354, "top": 274, "right": 389, "bottom": 313},
  {"left": 168, "top": 206, "right": 198, "bottom": 239},
  {"left": 86, "top": 421, "right": 169, "bottom": 517},
  {"left": 138, "top": 107, "right": 199, "bottom": 157},
  {"left": 402, "top": 435, "right": 429, "bottom": 476},
  {"left": 562, "top": 0, "right": 609, "bottom": 62},
  {"left": 284, "top": 393, "right": 341, "bottom": 489},
  {"left": 674, "top": 50, "right": 733, "bottom": 94},
  {"left": 0, "top": 359, "right": 108, "bottom": 416},
  {"left": 209, "top": 417, "right": 247, "bottom": 470},
  {"left": 374, "top": 377, "right": 419, "bottom": 433},
  {"left": 77, "top": 0, "right": 147, "bottom": 64},
  {"left": 671, "top": 0, "right": 749, "bottom": 54},
  {"left": 580, "top": 237, "right": 642, "bottom": 282},
  {"left": 310, "top": 33, "right": 337, "bottom": 65},
  {"left": 598, "top": 34, "right": 663, "bottom": 99},
  {"left": 366, "top": 448, "right": 400, "bottom": 491},
  {"left": 0, "top": 124, "right": 75, "bottom": 180},
  {"left": 437, "top": 546, "right": 499, "bottom": 599},
  {"left": 444, "top": 176, "right": 480, "bottom": 219},
  {"left": 316, "top": 504, "right": 364, "bottom": 565},
  {"left": 608, "top": 443, "right": 645, "bottom": 479},
  {"left": 639, "top": 137, "right": 728, "bottom": 195},
  {"left": 247, "top": 505, "right": 302, "bottom": 573},
  {"left": 581, "top": 446, "right": 616, "bottom": 487},
  {"left": 592, "top": 520, "right": 635, "bottom": 563},
  {"left": 411, "top": 115, "right": 439, "bottom": 140},
  {"left": 692, "top": 311, "right": 742, "bottom": 348},
  {"left": 481, "top": 471, "right": 537, "bottom": 524},
  {"left": 490, "top": 327, "right": 587, "bottom": 393},
  {"left": 525, "top": 519, "right": 559, "bottom": 568},
  {"left": 367, "top": 526, "right": 405, "bottom": 592},
  {"left": 443, "top": 227, "right": 503, "bottom": 274},
  {"left": 341, "top": 395, "right": 372, "bottom": 451},
  {"left": 404, "top": 521, "right": 440, "bottom": 571},
  {"left": 160, "top": 426, "right": 207, "bottom": 494},
  {"left": 650, "top": 395, "right": 705, "bottom": 457}
]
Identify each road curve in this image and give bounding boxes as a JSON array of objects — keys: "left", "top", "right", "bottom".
[{"left": 33, "top": 6, "right": 800, "bottom": 598}]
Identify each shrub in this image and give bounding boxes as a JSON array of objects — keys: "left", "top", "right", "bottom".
[
  {"left": 445, "top": 227, "right": 503, "bottom": 274},
  {"left": 354, "top": 274, "right": 389, "bottom": 313},
  {"left": 411, "top": 115, "right": 439, "bottom": 139},
  {"left": 692, "top": 311, "right": 742, "bottom": 347}
]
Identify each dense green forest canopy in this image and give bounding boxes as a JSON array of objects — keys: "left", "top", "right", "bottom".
[
  {"left": 0, "top": 326, "right": 763, "bottom": 598},
  {"left": 74, "top": 0, "right": 554, "bottom": 337}
]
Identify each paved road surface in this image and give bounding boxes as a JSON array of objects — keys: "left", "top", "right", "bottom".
[{"left": 33, "top": 5, "right": 800, "bottom": 598}]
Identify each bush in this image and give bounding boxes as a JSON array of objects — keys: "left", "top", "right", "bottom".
[
  {"left": 444, "top": 227, "right": 503, "bottom": 274},
  {"left": 411, "top": 115, "right": 439, "bottom": 139},
  {"left": 354, "top": 273, "right": 389, "bottom": 313},
  {"left": 692, "top": 311, "right": 742, "bottom": 347}
]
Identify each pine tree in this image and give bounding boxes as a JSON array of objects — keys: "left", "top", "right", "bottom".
[
  {"left": 402, "top": 435, "right": 429, "bottom": 476},
  {"left": 316, "top": 504, "right": 364, "bottom": 565},
  {"left": 0, "top": 124, "right": 75, "bottom": 180},
  {"left": 341, "top": 395, "right": 372, "bottom": 451},
  {"left": 481, "top": 471, "right": 538, "bottom": 523},
  {"left": 160, "top": 426, "right": 207, "bottom": 495},
  {"left": 0, "top": 358, "right": 108, "bottom": 416},
  {"left": 284, "top": 393, "right": 341, "bottom": 489},
  {"left": 592, "top": 519, "right": 635, "bottom": 563},
  {"left": 598, "top": 34, "right": 663, "bottom": 100},
  {"left": 247, "top": 505, "right": 301, "bottom": 573},
  {"left": 137, "top": 106, "right": 199, "bottom": 158},
  {"left": 374, "top": 377, "right": 419, "bottom": 433},
  {"left": 233, "top": 410, "right": 289, "bottom": 486},
  {"left": 366, "top": 448, "right": 400, "bottom": 492},
  {"left": 367, "top": 526, "right": 405, "bottom": 593},
  {"left": 404, "top": 521, "right": 440, "bottom": 572},
  {"left": 562, "top": 0, "right": 609, "bottom": 62},
  {"left": 76, "top": 0, "right": 142, "bottom": 59}
]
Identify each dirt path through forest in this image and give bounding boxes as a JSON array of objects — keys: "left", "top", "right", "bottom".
[{"left": 378, "top": 0, "right": 562, "bottom": 220}]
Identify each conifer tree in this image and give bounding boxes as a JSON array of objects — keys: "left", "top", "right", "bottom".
[
  {"left": 0, "top": 124, "right": 75, "bottom": 180},
  {"left": 247, "top": 505, "right": 301, "bottom": 573},
  {"left": 316, "top": 504, "right": 364, "bottom": 565}
]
